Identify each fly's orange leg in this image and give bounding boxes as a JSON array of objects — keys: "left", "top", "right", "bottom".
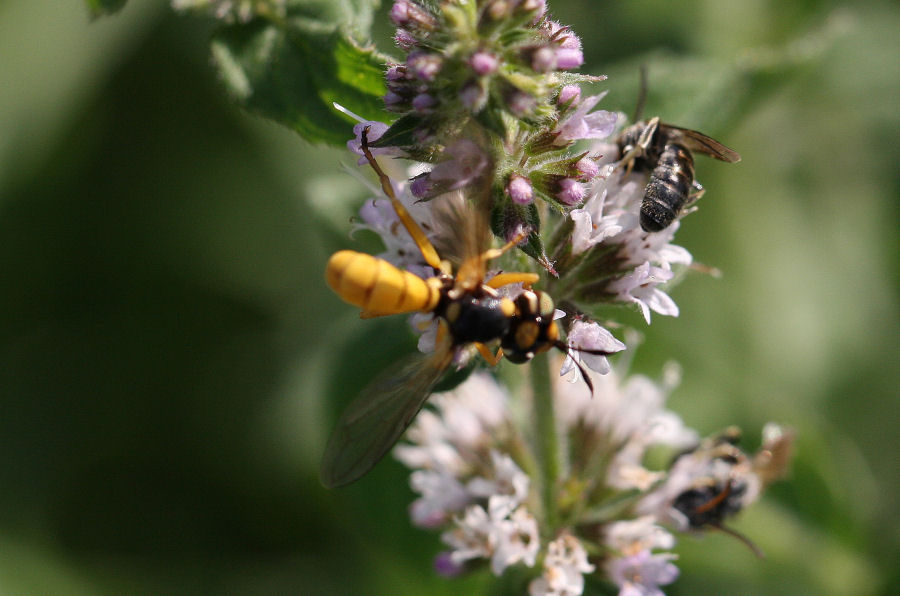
[
  {"left": 476, "top": 343, "right": 503, "bottom": 366},
  {"left": 487, "top": 272, "right": 540, "bottom": 289},
  {"left": 359, "top": 128, "right": 444, "bottom": 273}
]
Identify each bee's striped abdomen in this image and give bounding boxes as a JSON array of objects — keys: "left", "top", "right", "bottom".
[
  {"left": 640, "top": 143, "right": 695, "bottom": 232},
  {"left": 326, "top": 250, "right": 440, "bottom": 315}
]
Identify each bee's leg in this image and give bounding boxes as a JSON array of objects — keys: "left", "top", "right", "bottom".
[
  {"left": 476, "top": 343, "right": 503, "bottom": 366},
  {"left": 685, "top": 180, "right": 706, "bottom": 207},
  {"left": 615, "top": 116, "right": 659, "bottom": 174},
  {"left": 360, "top": 128, "right": 445, "bottom": 274},
  {"left": 486, "top": 272, "right": 540, "bottom": 289}
]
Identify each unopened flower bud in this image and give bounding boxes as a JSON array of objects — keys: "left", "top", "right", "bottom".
[
  {"left": 574, "top": 156, "right": 600, "bottom": 180},
  {"left": 407, "top": 51, "right": 443, "bottom": 82},
  {"left": 506, "top": 89, "right": 536, "bottom": 117},
  {"left": 434, "top": 551, "right": 465, "bottom": 578},
  {"left": 486, "top": 0, "right": 511, "bottom": 20},
  {"left": 394, "top": 29, "right": 418, "bottom": 50},
  {"left": 412, "top": 93, "right": 438, "bottom": 112},
  {"left": 556, "top": 177, "right": 585, "bottom": 205},
  {"left": 459, "top": 81, "right": 488, "bottom": 112},
  {"left": 410, "top": 173, "right": 432, "bottom": 198},
  {"left": 555, "top": 47, "right": 584, "bottom": 70},
  {"left": 557, "top": 84, "right": 581, "bottom": 108},
  {"left": 530, "top": 47, "right": 557, "bottom": 72},
  {"left": 506, "top": 174, "right": 534, "bottom": 205},
  {"left": 383, "top": 91, "right": 406, "bottom": 107},
  {"left": 469, "top": 51, "right": 499, "bottom": 76},
  {"left": 385, "top": 64, "right": 408, "bottom": 82},
  {"left": 390, "top": 0, "right": 437, "bottom": 30}
]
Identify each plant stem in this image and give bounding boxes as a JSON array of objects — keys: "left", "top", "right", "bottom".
[{"left": 531, "top": 353, "right": 560, "bottom": 532}]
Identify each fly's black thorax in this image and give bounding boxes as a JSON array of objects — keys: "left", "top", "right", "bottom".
[
  {"left": 501, "top": 290, "right": 560, "bottom": 364},
  {"left": 437, "top": 287, "right": 512, "bottom": 345}
]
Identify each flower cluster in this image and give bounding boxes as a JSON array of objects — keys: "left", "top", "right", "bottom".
[
  {"left": 321, "top": 2, "right": 789, "bottom": 595},
  {"left": 170, "top": 0, "right": 285, "bottom": 22},
  {"left": 377, "top": 0, "right": 619, "bottom": 264},
  {"left": 395, "top": 362, "right": 792, "bottom": 595}
]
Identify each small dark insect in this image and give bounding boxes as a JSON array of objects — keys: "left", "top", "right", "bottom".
[
  {"left": 617, "top": 116, "right": 741, "bottom": 232},
  {"left": 668, "top": 426, "right": 794, "bottom": 560}
]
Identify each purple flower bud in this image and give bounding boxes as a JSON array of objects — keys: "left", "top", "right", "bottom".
[
  {"left": 557, "top": 84, "right": 581, "bottom": 108},
  {"left": 385, "top": 64, "right": 408, "bottom": 82},
  {"left": 469, "top": 51, "right": 498, "bottom": 76},
  {"left": 390, "top": 0, "right": 437, "bottom": 30},
  {"left": 410, "top": 174, "right": 432, "bottom": 198},
  {"left": 555, "top": 48, "right": 584, "bottom": 70},
  {"left": 556, "top": 177, "right": 586, "bottom": 205},
  {"left": 575, "top": 156, "right": 599, "bottom": 180},
  {"left": 394, "top": 29, "right": 417, "bottom": 50},
  {"left": 545, "top": 21, "right": 582, "bottom": 50},
  {"left": 506, "top": 174, "right": 534, "bottom": 205},
  {"left": 486, "top": 0, "right": 510, "bottom": 20},
  {"left": 407, "top": 51, "right": 442, "bottom": 82},
  {"left": 383, "top": 91, "right": 405, "bottom": 107},
  {"left": 434, "top": 552, "right": 465, "bottom": 578},
  {"left": 506, "top": 89, "right": 536, "bottom": 117},
  {"left": 530, "top": 47, "right": 556, "bottom": 72},
  {"left": 459, "top": 81, "right": 488, "bottom": 112},
  {"left": 389, "top": 0, "right": 412, "bottom": 25},
  {"left": 519, "top": 0, "right": 546, "bottom": 21},
  {"left": 412, "top": 93, "right": 437, "bottom": 112}
]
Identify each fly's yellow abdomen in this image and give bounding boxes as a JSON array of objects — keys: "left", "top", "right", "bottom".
[{"left": 326, "top": 250, "right": 440, "bottom": 314}]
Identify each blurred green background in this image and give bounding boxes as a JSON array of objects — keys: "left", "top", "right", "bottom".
[{"left": 0, "top": 1, "right": 897, "bottom": 594}]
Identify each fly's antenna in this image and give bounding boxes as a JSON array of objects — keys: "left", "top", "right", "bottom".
[{"left": 632, "top": 64, "right": 648, "bottom": 123}]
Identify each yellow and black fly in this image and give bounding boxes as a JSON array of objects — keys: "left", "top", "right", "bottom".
[{"left": 320, "top": 129, "right": 611, "bottom": 488}]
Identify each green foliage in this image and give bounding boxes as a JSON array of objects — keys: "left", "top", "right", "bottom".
[
  {"left": 85, "top": 0, "right": 127, "bottom": 18},
  {"left": 211, "top": 22, "right": 387, "bottom": 146}
]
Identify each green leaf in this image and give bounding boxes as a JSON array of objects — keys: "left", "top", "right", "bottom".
[
  {"left": 211, "top": 21, "right": 387, "bottom": 146},
  {"left": 85, "top": 0, "right": 127, "bottom": 18},
  {"left": 371, "top": 113, "right": 425, "bottom": 149}
]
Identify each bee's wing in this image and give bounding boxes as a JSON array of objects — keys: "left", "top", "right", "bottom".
[
  {"left": 663, "top": 124, "right": 742, "bottom": 163},
  {"left": 320, "top": 346, "right": 453, "bottom": 488}
]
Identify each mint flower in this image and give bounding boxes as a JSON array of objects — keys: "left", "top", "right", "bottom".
[
  {"left": 606, "top": 550, "right": 680, "bottom": 596},
  {"left": 529, "top": 534, "right": 595, "bottom": 596}
]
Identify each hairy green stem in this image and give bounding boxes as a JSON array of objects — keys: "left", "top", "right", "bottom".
[{"left": 531, "top": 353, "right": 560, "bottom": 532}]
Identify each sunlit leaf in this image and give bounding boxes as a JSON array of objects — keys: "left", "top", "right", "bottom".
[{"left": 211, "top": 21, "right": 387, "bottom": 146}]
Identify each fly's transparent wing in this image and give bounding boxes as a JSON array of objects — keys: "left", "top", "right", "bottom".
[
  {"left": 663, "top": 124, "right": 742, "bottom": 163},
  {"left": 320, "top": 348, "right": 453, "bottom": 488}
]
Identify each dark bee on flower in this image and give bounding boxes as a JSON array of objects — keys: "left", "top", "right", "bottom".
[
  {"left": 617, "top": 117, "right": 741, "bottom": 232},
  {"left": 666, "top": 426, "right": 793, "bottom": 558}
]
